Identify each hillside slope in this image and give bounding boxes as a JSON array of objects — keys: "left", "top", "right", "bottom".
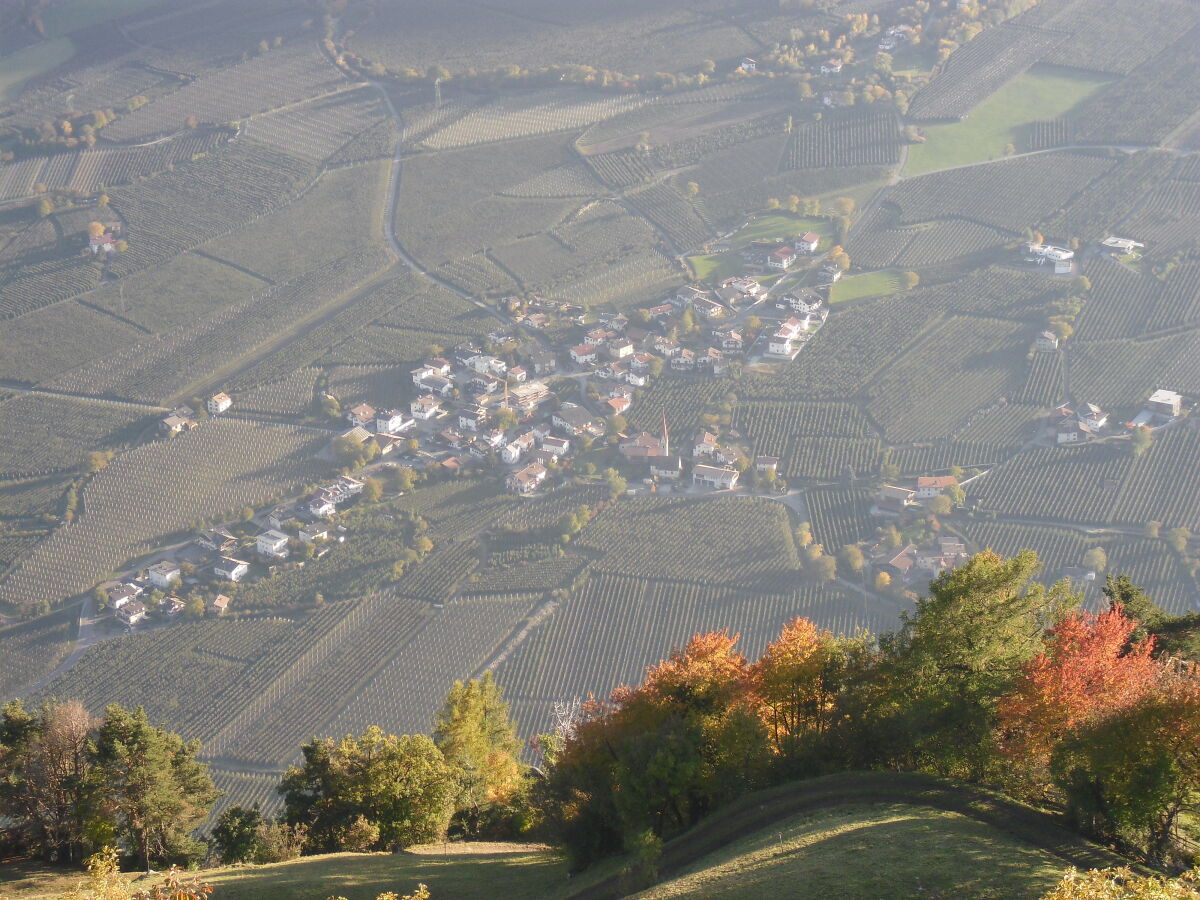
[{"left": 574, "top": 773, "right": 1135, "bottom": 900}]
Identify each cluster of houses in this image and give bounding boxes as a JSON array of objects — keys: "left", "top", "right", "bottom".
[
  {"left": 102, "top": 557, "right": 230, "bottom": 630},
  {"left": 1053, "top": 390, "right": 1183, "bottom": 444},
  {"left": 158, "top": 392, "right": 233, "bottom": 437},
  {"left": 876, "top": 534, "right": 970, "bottom": 585},
  {"left": 1021, "top": 241, "right": 1075, "bottom": 275}
]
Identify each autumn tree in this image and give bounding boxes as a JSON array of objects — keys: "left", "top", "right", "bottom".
[
  {"left": 1051, "top": 676, "right": 1200, "bottom": 858},
  {"left": 434, "top": 673, "right": 524, "bottom": 834},
  {"left": 996, "top": 605, "right": 1158, "bottom": 776},
  {"left": 1130, "top": 425, "right": 1153, "bottom": 457},
  {"left": 1041, "top": 867, "right": 1200, "bottom": 900}
]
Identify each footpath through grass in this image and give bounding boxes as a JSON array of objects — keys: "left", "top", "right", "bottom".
[
  {"left": 636, "top": 802, "right": 1068, "bottom": 899},
  {"left": 904, "top": 64, "right": 1114, "bottom": 176}
]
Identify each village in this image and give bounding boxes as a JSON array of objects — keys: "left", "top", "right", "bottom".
[{"left": 102, "top": 219, "right": 1184, "bottom": 632}]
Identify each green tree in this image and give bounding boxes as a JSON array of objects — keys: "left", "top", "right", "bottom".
[
  {"left": 604, "top": 468, "right": 627, "bottom": 499},
  {"left": 861, "top": 550, "right": 1074, "bottom": 779},
  {"left": 1130, "top": 425, "right": 1152, "bottom": 457},
  {"left": 362, "top": 476, "right": 383, "bottom": 503},
  {"left": 90, "top": 705, "right": 217, "bottom": 869},
  {"left": 839, "top": 544, "right": 864, "bottom": 573},
  {"left": 37, "top": 196, "right": 53, "bottom": 217},
  {"left": 280, "top": 727, "right": 457, "bottom": 852},
  {"left": 211, "top": 806, "right": 264, "bottom": 864},
  {"left": 1082, "top": 546, "right": 1107, "bottom": 574},
  {"left": 1166, "top": 527, "right": 1192, "bottom": 555},
  {"left": 433, "top": 673, "right": 524, "bottom": 833},
  {"left": 901, "top": 270, "right": 920, "bottom": 290}
]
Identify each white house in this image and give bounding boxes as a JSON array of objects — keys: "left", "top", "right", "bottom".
[
  {"left": 552, "top": 403, "right": 597, "bottom": 436},
  {"left": 740, "top": 57, "right": 757, "bottom": 72},
  {"left": 214, "top": 557, "right": 249, "bottom": 582},
  {"left": 256, "top": 530, "right": 290, "bottom": 559},
  {"left": 692, "top": 464, "right": 739, "bottom": 490},
  {"left": 507, "top": 462, "right": 547, "bottom": 494},
  {"left": 148, "top": 561, "right": 181, "bottom": 590},
  {"left": 570, "top": 344, "right": 598, "bottom": 365},
  {"left": 1035, "top": 331, "right": 1060, "bottom": 352},
  {"left": 116, "top": 601, "right": 147, "bottom": 627},
  {"left": 376, "top": 409, "right": 414, "bottom": 434},
  {"left": 411, "top": 395, "right": 442, "bottom": 420},
  {"left": 768, "top": 246, "right": 797, "bottom": 270},
  {"left": 916, "top": 475, "right": 957, "bottom": 500},
  {"left": 797, "top": 231, "right": 820, "bottom": 254},
  {"left": 207, "top": 393, "right": 232, "bottom": 416},
  {"left": 541, "top": 436, "right": 570, "bottom": 457}
]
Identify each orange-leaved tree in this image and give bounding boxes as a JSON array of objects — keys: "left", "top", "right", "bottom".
[{"left": 997, "top": 603, "right": 1159, "bottom": 773}]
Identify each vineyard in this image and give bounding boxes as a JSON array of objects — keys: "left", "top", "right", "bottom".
[
  {"left": 786, "top": 110, "right": 902, "bottom": 169},
  {"left": 968, "top": 426, "right": 1200, "bottom": 530},
  {"left": 106, "top": 140, "right": 315, "bottom": 278},
  {"left": 582, "top": 149, "right": 654, "bottom": 189},
  {"left": 499, "top": 163, "right": 604, "bottom": 199},
  {"left": 0, "top": 256, "right": 102, "bottom": 320},
  {"left": 1038, "top": 0, "right": 1200, "bottom": 75},
  {"left": 102, "top": 45, "right": 349, "bottom": 141},
  {"left": 806, "top": 485, "right": 876, "bottom": 551},
  {"left": 865, "top": 316, "right": 1028, "bottom": 442},
  {"left": 1015, "top": 353, "right": 1065, "bottom": 406},
  {"left": 323, "top": 594, "right": 535, "bottom": 742},
  {"left": 422, "top": 90, "right": 650, "bottom": 150},
  {"left": 1068, "top": 330, "right": 1200, "bottom": 408},
  {"left": 0, "top": 395, "right": 153, "bottom": 479},
  {"left": 241, "top": 88, "right": 388, "bottom": 164},
  {"left": 626, "top": 182, "right": 713, "bottom": 251},
  {"left": 0, "top": 606, "right": 76, "bottom": 699},
  {"left": 733, "top": 401, "right": 879, "bottom": 481},
  {"left": 1072, "top": 24, "right": 1200, "bottom": 144},
  {"left": 0, "top": 419, "right": 327, "bottom": 615},
  {"left": 850, "top": 216, "right": 1007, "bottom": 269},
  {"left": 886, "top": 152, "right": 1116, "bottom": 234},
  {"left": 626, "top": 375, "right": 731, "bottom": 438},
  {"left": 1042, "top": 151, "right": 1176, "bottom": 244},
  {"left": 0, "top": 475, "right": 70, "bottom": 519},
  {"left": 45, "top": 246, "right": 393, "bottom": 404},
  {"left": 909, "top": 25, "right": 1065, "bottom": 121},
  {"left": 574, "top": 495, "right": 800, "bottom": 588},
  {"left": 37, "top": 617, "right": 297, "bottom": 732}
]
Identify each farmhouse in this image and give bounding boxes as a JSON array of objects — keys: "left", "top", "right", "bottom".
[
  {"left": 1101, "top": 236, "right": 1144, "bottom": 253},
  {"left": 529, "top": 350, "right": 558, "bottom": 375},
  {"left": 116, "top": 601, "right": 147, "bottom": 627},
  {"left": 148, "top": 560, "right": 181, "bottom": 590},
  {"left": 306, "top": 492, "right": 336, "bottom": 518},
  {"left": 507, "top": 462, "right": 547, "bottom": 494},
  {"left": 541, "top": 435, "right": 570, "bottom": 457},
  {"left": 299, "top": 524, "right": 329, "bottom": 543},
  {"left": 159, "top": 597, "right": 185, "bottom": 618},
  {"left": 214, "top": 557, "right": 249, "bottom": 582},
  {"left": 256, "top": 530, "right": 290, "bottom": 559},
  {"left": 881, "top": 546, "right": 917, "bottom": 581},
  {"left": 876, "top": 484, "right": 916, "bottom": 513},
  {"left": 671, "top": 349, "right": 697, "bottom": 371},
  {"left": 740, "top": 57, "right": 756, "bottom": 72},
  {"left": 207, "top": 393, "right": 232, "bottom": 416},
  {"left": 411, "top": 395, "right": 442, "bottom": 420},
  {"left": 159, "top": 412, "right": 198, "bottom": 436},
  {"left": 608, "top": 338, "right": 635, "bottom": 359},
  {"left": 768, "top": 246, "right": 797, "bottom": 270},
  {"left": 509, "top": 365, "right": 528, "bottom": 382},
  {"left": 798, "top": 232, "right": 820, "bottom": 254},
  {"left": 916, "top": 475, "right": 957, "bottom": 499},
  {"left": 781, "top": 290, "right": 823, "bottom": 314},
  {"left": 208, "top": 594, "right": 231, "bottom": 616},
  {"left": 345, "top": 403, "right": 376, "bottom": 429},
  {"left": 692, "top": 464, "right": 739, "bottom": 490},
  {"left": 500, "top": 431, "right": 536, "bottom": 464},
  {"left": 755, "top": 456, "right": 779, "bottom": 475},
  {"left": 820, "top": 59, "right": 843, "bottom": 74},
  {"left": 109, "top": 584, "right": 141, "bottom": 610},
  {"left": 570, "top": 344, "right": 598, "bottom": 365},
  {"left": 89, "top": 230, "right": 118, "bottom": 255},
  {"left": 1035, "top": 331, "right": 1060, "bottom": 352}
]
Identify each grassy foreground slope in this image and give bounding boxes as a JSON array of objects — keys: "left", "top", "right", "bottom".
[{"left": 638, "top": 803, "right": 1066, "bottom": 899}]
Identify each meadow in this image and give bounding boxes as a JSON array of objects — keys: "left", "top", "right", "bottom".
[{"left": 905, "top": 66, "right": 1114, "bottom": 175}]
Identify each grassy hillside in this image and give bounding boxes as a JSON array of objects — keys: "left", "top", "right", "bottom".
[{"left": 636, "top": 802, "right": 1067, "bottom": 899}]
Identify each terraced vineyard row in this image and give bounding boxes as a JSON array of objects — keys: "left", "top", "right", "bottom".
[{"left": 786, "top": 110, "right": 901, "bottom": 169}]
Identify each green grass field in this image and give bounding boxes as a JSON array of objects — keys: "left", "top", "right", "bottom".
[
  {"left": 0, "top": 39, "right": 75, "bottom": 103},
  {"left": 904, "top": 65, "right": 1114, "bottom": 176},
  {"left": 0, "top": 844, "right": 569, "bottom": 900},
  {"left": 687, "top": 252, "right": 744, "bottom": 282},
  {"left": 730, "top": 214, "right": 832, "bottom": 250},
  {"left": 830, "top": 269, "right": 902, "bottom": 303},
  {"left": 637, "top": 802, "right": 1069, "bottom": 899}
]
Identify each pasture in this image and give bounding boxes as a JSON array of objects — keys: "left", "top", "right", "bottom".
[
  {"left": 0, "top": 39, "right": 75, "bottom": 103},
  {"left": 905, "top": 66, "right": 1114, "bottom": 175}
]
